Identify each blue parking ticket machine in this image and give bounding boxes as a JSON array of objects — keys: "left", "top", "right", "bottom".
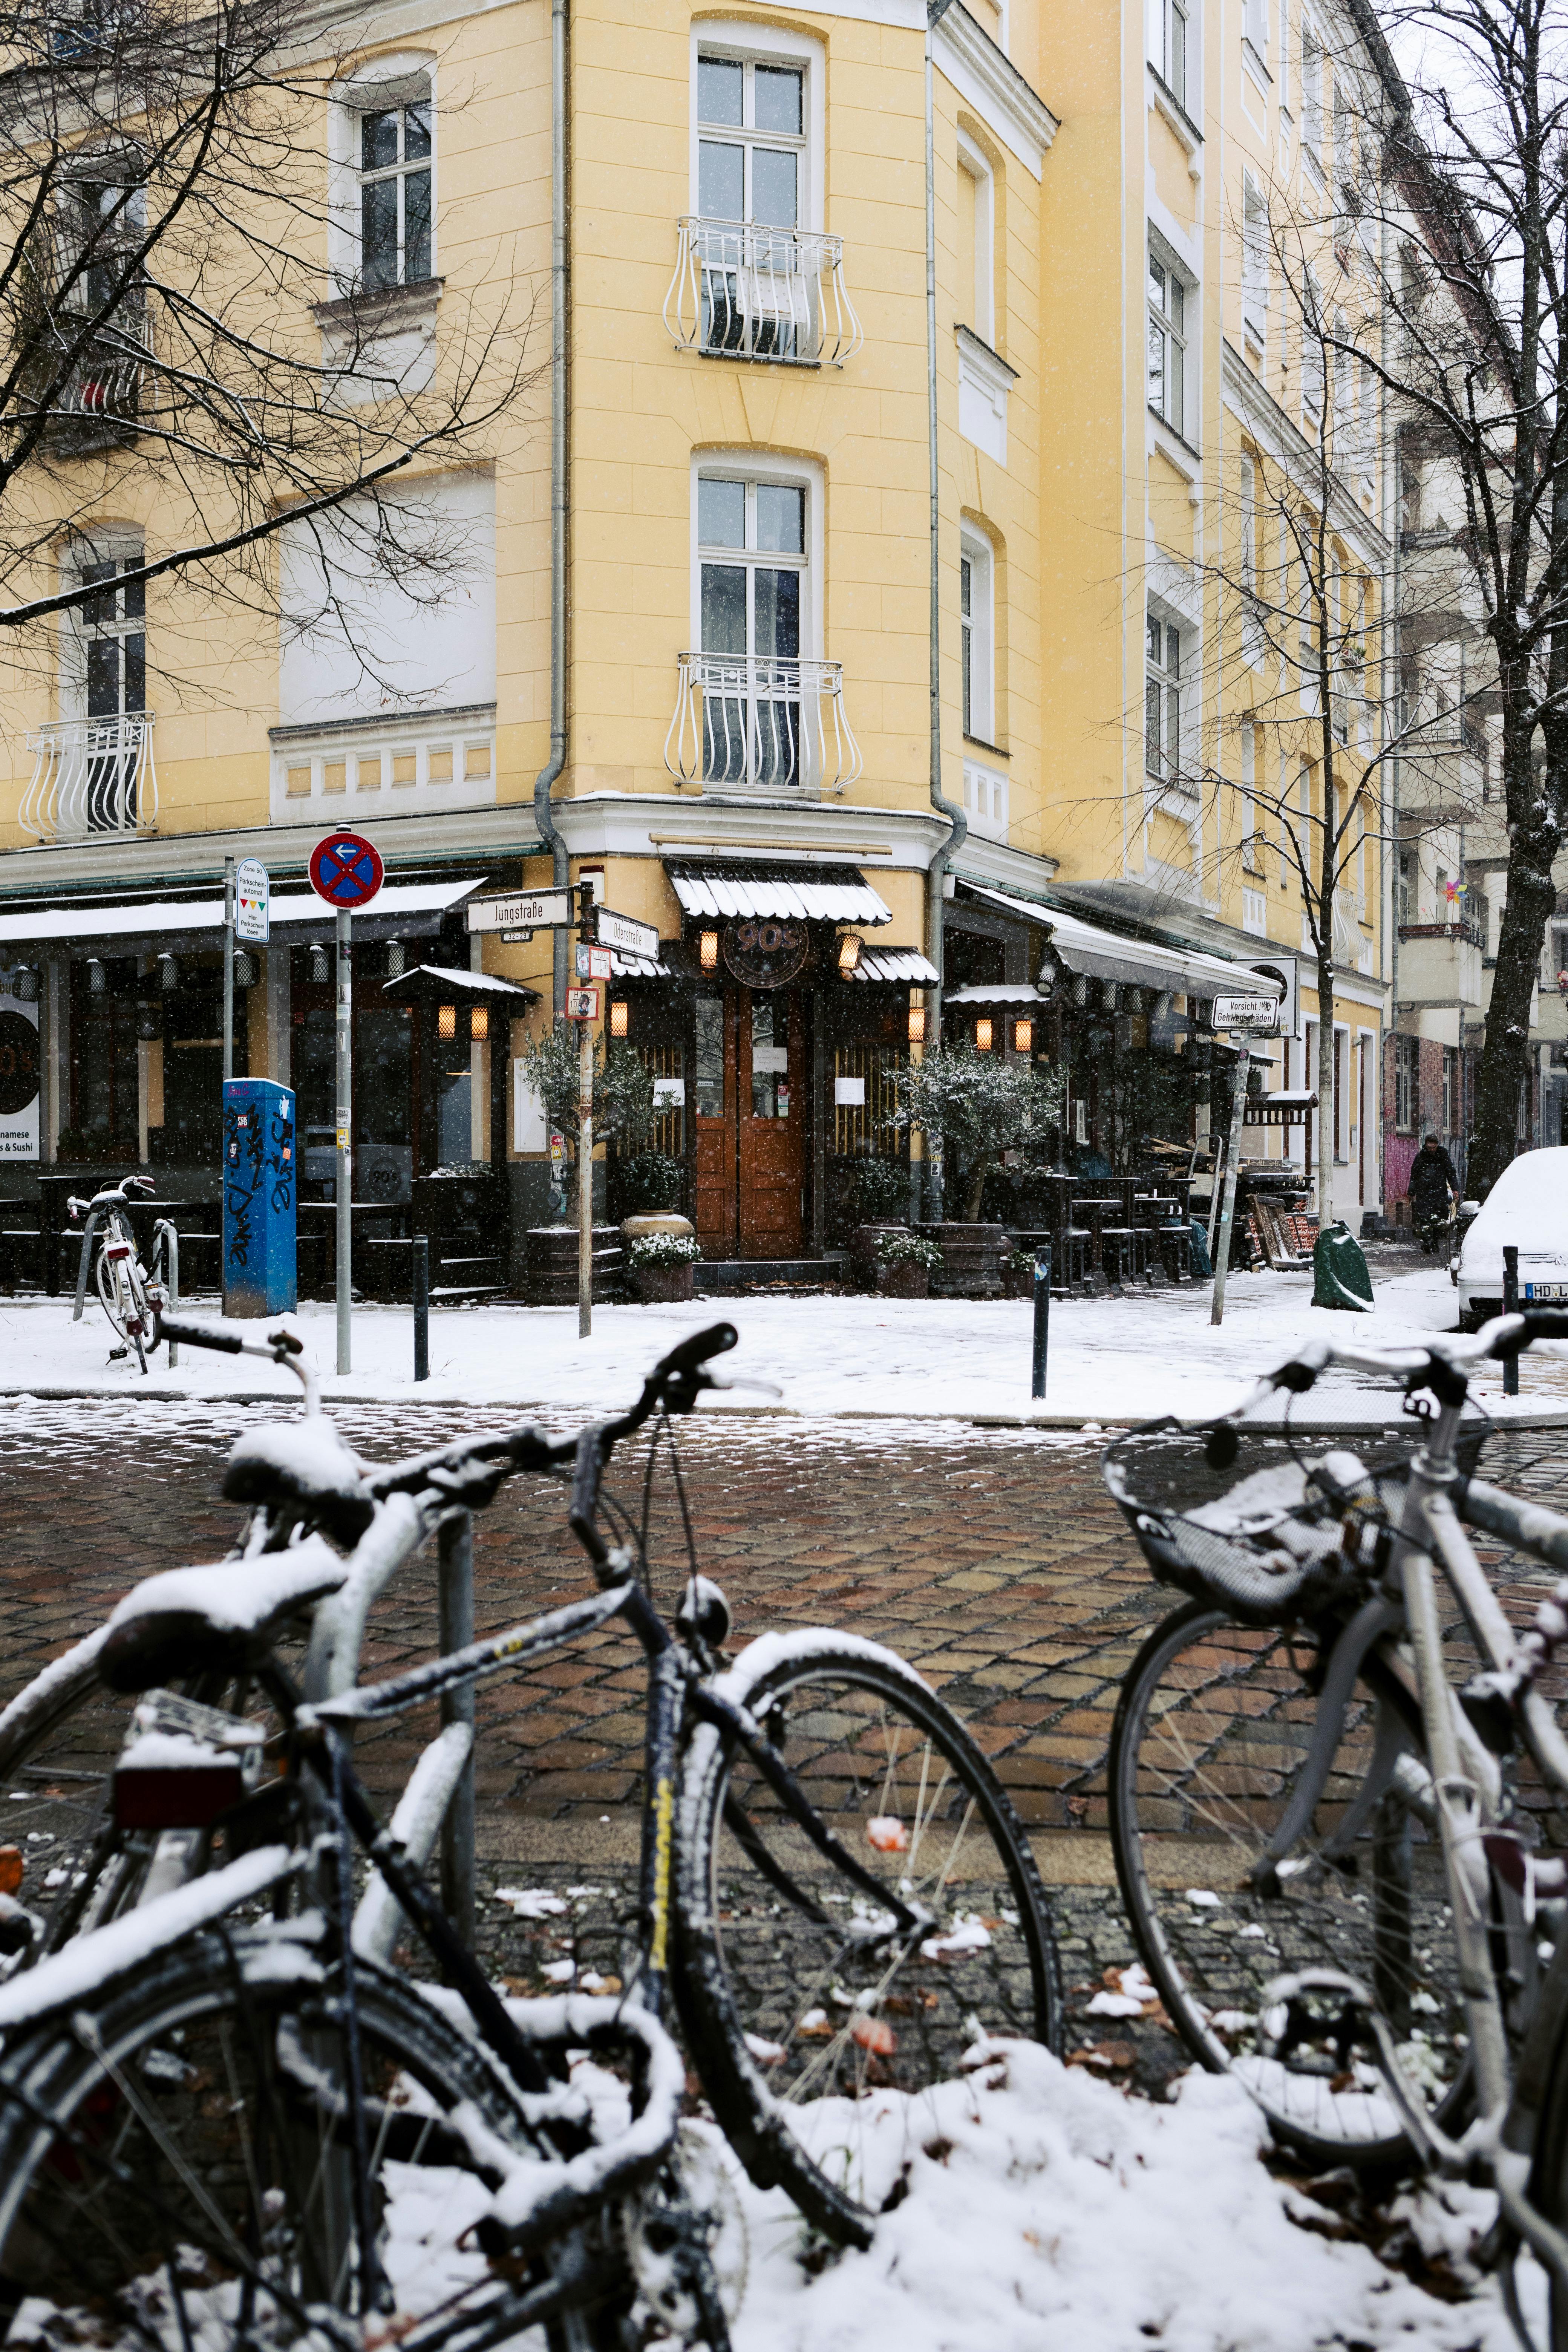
[{"left": 223, "top": 1079, "right": 297, "bottom": 1317}]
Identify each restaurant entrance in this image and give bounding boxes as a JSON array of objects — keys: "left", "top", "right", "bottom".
[{"left": 693, "top": 982, "right": 808, "bottom": 1259}]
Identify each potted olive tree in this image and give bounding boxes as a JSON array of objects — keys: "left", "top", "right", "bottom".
[
  {"left": 888, "top": 1046, "right": 1064, "bottom": 1298},
  {"left": 517, "top": 1025, "right": 656, "bottom": 1302}
]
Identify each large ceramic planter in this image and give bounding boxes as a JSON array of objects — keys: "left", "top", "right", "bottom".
[
  {"left": 850, "top": 1223, "right": 906, "bottom": 1289},
  {"left": 875, "top": 1260, "right": 930, "bottom": 1299},
  {"left": 916, "top": 1222, "right": 1008, "bottom": 1300},
  {"left": 630, "top": 1262, "right": 695, "bottom": 1303}
]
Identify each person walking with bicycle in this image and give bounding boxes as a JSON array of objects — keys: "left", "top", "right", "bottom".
[{"left": 1407, "top": 1130, "right": 1458, "bottom": 1252}]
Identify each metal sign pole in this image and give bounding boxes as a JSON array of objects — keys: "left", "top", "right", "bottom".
[
  {"left": 577, "top": 882, "right": 594, "bottom": 1340},
  {"left": 222, "top": 856, "right": 236, "bottom": 1084},
  {"left": 1210, "top": 1044, "right": 1254, "bottom": 1326},
  {"left": 336, "top": 908, "right": 352, "bottom": 1375}
]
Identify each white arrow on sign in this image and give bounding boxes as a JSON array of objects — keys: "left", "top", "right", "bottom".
[{"left": 466, "top": 890, "right": 575, "bottom": 934}]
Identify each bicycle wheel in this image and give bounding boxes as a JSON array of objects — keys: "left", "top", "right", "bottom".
[
  {"left": 1109, "top": 1598, "right": 1468, "bottom": 2165},
  {"left": 676, "top": 1634, "right": 1061, "bottom": 2246},
  {"left": 96, "top": 1233, "right": 150, "bottom": 1372},
  {"left": 0, "top": 1934, "right": 610, "bottom": 2352}
]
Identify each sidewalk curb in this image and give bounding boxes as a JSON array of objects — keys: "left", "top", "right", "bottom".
[{"left": 3, "top": 1383, "right": 1567, "bottom": 1435}]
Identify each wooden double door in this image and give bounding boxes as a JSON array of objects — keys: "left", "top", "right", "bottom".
[{"left": 694, "top": 984, "right": 807, "bottom": 1259}]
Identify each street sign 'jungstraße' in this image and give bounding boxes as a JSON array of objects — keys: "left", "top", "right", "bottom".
[{"left": 467, "top": 890, "right": 573, "bottom": 934}]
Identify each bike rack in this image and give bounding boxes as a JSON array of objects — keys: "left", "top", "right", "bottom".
[
  {"left": 70, "top": 1211, "right": 102, "bottom": 1322},
  {"left": 153, "top": 1221, "right": 179, "bottom": 1367}
]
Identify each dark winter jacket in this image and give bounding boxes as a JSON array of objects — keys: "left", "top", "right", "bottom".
[{"left": 1408, "top": 1144, "right": 1459, "bottom": 1217}]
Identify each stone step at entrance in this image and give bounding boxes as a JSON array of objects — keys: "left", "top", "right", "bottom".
[{"left": 695, "top": 1255, "right": 846, "bottom": 1293}]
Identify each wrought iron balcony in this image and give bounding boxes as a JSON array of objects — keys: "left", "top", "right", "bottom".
[
  {"left": 21, "top": 712, "right": 158, "bottom": 840},
  {"left": 663, "top": 218, "right": 863, "bottom": 368},
  {"left": 664, "top": 652, "right": 862, "bottom": 795}
]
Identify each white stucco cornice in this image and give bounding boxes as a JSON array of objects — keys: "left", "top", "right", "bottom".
[
  {"left": 934, "top": 6, "right": 1058, "bottom": 179},
  {"left": 0, "top": 805, "right": 533, "bottom": 899}
]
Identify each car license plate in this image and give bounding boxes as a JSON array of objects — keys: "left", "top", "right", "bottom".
[{"left": 1524, "top": 1282, "right": 1568, "bottom": 1301}]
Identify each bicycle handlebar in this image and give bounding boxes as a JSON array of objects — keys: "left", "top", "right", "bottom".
[
  {"left": 1220, "top": 1309, "right": 1568, "bottom": 1424},
  {"left": 67, "top": 1174, "right": 155, "bottom": 1221}
]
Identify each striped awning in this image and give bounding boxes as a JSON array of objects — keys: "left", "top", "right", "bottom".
[
  {"left": 848, "top": 948, "right": 939, "bottom": 983},
  {"left": 610, "top": 950, "right": 671, "bottom": 979},
  {"left": 946, "top": 982, "right": 1051, "bottom": 1006},
  {"left": 666, "top": 860, "right": 892, "bottom": 926},
  {"left": 381, "top": 964, "right": 540, "bottom": 1006}
]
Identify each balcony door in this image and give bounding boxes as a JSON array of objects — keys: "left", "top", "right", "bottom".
[
  {"left": 694, "top": 983, "right": 805, "bottom": 1260},
  {"left": 698, "top": 474, "right": 804, "bottom": 788},
  {"left": 696, "top": 53, "right": 805, "bottom": 358},
  {"left": 79, "top": 557, "right": 145, "bottom": 832}
]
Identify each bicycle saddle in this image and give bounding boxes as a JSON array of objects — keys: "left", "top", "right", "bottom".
[
  {"left": 99, "top": 1536, "right": 349, "bottom": 1693},
  {"left": 221, "top": 1423, "right": 375, "bottom": 1544}
]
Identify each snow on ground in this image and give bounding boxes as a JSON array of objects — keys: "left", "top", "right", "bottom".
[
  {"left": 2, "top": 1263, "right": 1565, "bottom": 1425},
  {"left": 671, "top": 2041, "right": 1541, "bottom": 2351}
]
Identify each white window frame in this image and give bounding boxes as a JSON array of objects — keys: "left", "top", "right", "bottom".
[
  {"left": 1242, "top": 0, "right": 1268, "bottom": 75},
  {"left": 963, "top": 757, "right": 1009, "bottom": 842},
  {"left": 1300, "top": 269, "right": 1325, "bottom": 431},
  {"left": 960, "top": 524, "right": 996, "bottom": 744},
  {"left": 328, "top": 53, "right": 438, "bottom": 295},
  {"left": 955, "top": 130, "right": 996, "bottom": 346},
  {"left": 1147, "top": 232, "right": 1194, "bottom": 440},
  {"left": 1147, "top": 0, "right": 1192, "bottom": 110},
  {"left": 1242, "top": 173, "right": 1269, "bottom": 351},
  {"left": 1144, "top": 601, "right": 1193, "bottom": 804},
  {"left": 690, "top": 449, "right": 823, "bottom": 659},
  {"left": 1240, "top": 724, "right": 1265, "bottom": 872},
  {"left": 60, "top": 527, "right": 145, "bottom": 722},
  {"left": 1301, "top": 20, "right": 1324, "bottom": 163},
  {"left": 689, "top": 21, "right": 824, "bottom": 235}
]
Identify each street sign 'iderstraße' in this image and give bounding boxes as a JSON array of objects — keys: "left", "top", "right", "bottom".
[
  {"left": 1213, "top": 994, "right": 1280, "bottom": 1033},
  {"left": 467, "top": 890, "right": 573, "bottom": 934},
  {"left": 595, "top": 906, "right": 660, "bottom": 960}
]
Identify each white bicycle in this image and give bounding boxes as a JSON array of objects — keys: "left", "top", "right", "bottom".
[{"left": 68, "top": 1172, "right": 171, "bottom": 1372}]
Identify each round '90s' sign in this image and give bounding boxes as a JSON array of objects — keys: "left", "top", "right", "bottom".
[
  {"left": 308, "top": 831, "right": 384, "bottom": 910},
  {"left": 0, "top": 1012, "right": 40, "bottom": 1117}
]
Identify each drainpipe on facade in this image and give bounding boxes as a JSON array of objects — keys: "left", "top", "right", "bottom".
[
  {"left": 924, "top": 0, "right": 966, "bottom": 1220},
  {"left": 532, "top": 0, "right": 571, "bottom": 1019}
]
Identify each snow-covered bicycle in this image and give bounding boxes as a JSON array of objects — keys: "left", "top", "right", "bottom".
[{"left": 0, "top": 1319, "right": 1061, "bottom": 2352}]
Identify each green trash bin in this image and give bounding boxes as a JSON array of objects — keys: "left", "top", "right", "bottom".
[{"left": 1313, "top": 1220, "right": 1374, "bottom": 1313}]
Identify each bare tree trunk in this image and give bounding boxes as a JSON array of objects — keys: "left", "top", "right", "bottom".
[
  {"left": 1315, "top": 946, "right": 1338, "bottom": 1222},
  {"left": 1470, "top": 709, "right": 1557, "bottom": 1193}
]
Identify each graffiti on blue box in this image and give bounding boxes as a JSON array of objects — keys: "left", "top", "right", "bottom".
[{"left": 222, "top": 1080, "right": 297, "bottom": 1316}]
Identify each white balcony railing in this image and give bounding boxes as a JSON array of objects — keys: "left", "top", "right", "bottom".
[
  {"left": 663, "top": 219, "right": 863, "bottom": 368},
  {"left": 664, "top": 652, "right": 863, "bottom": 794},
  {"left": 21, "top": 713, "right": 157, "bottom": 841}
]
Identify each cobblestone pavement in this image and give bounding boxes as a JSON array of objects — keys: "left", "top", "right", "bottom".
[{"left": 3, "top": 1392, "right": 1567, "bottom": 2092}]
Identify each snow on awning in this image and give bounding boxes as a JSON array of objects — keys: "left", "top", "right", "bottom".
[
  {"left": 946, "top": 982, "right": 1051, "bottom": 1006},
  {"left": 0, "top": 876, "right": 485, "bottom": 946},
  {"left": 611, "top": 950, "right": 672, "bottom": 978},
  {"left": 961, "top": 884, "right": 1282, "bottom": 1004},
  {"left": 382, "top": 964, "right": 540, "bottom": 1005},
  {"left": 847, "top": 948, "right": 939, "bottom": 983},
  {"left": 666, "top": 860, "right": 891, "bottom": 926}
]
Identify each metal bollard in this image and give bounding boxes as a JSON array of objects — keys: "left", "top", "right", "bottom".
[
  {"left": 1504, "top": 1243, "right": 1520, "bottom": 1397},
  {"left": 413, "top": 1235, "right": 429, "bottom": 1383},
  {"left": 1032, "top": 1243, "right": 1052, "bottom": 1400},
  {"left": 438, "top": 1510, "right": 476, "bottom": 1945}
]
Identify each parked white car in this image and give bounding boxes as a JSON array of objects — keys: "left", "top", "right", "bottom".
[{"left": 1454, "top": 1145, "right": 1568, "bottom": 1330}]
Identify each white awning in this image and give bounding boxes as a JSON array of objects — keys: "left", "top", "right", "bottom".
[
  {"left": 610, "top": 950, "right": 672, "bottom": 979},
  {"left": 946, "top": 982, "right": 1051, "bottom": 1006},
  {"left": 382, "top": 964, "right": 539, "bottom": 1001},
  {"left": 667, "top": 862, "right": 891, "bottom": 926},
  {"left": 0, "top": 876, "right": 483, "bottom": 946},
  {"left": 962, "top": 884, "right": 1282, "bottom": 1004},
  {"left": 848, "top": 948, "right": 939, "bottom": 983}
]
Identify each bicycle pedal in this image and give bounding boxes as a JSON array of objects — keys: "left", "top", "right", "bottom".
[{"left": 107, "top": 1344, "right": 129, "bottom": 1361}]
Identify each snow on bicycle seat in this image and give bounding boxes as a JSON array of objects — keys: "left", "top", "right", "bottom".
[
  {"left": 98, "top": 1535, "right": 349, "bottom": 1693},
  {"left": 221, "top": 1421, "right": 375, "bottom": 1543}
]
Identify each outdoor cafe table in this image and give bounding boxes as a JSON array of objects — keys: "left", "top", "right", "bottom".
[{"left": 1070, "top": 1197, "right": 1123, "bottom": 1271}]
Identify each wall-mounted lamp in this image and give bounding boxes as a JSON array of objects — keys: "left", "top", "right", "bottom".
[
  {"left": 974, "top": 1017, "right": 994, "bottom": 1052},
  {"left": 470, "top": 1003, "right": 488, "bottom": 1042},
  {"left": 836, "top": 932, "right": 864, "bottom": 976},
  {"left": 1071, "top": 973, "right": 1089, "bottom": 1008},
  {"left": 86, "top": 958, "right": 106, "bottom": 995},
  {"left": 386, "top": 939, "right": 406, "bottom": 979},
  {"left": 609, "top": 998, "right": 629, "bottom": 1038},
  {"left": 136, "top": 1004, "right": 160, "bottom": 1041},
  {"left": 907, "top": 1003, "right": 927, "bottom": 1045},
  {"left": 1013, "top": 1018, "right": 1034, "bottom": 1055},
  {"left": 159, "top": 952, "right": 181, "bottom": 993},
  {"left": 309, "top": 944, "right": 330, "bottom": 985},
  {"left": 438, "top": 1003, "right": 457, "bottom": 1041},
  {"left": 232, "top": 950, "right": 257, "bottom": 989},
  {"left": 699, "top": 929, "right": 720, "bottom": 973},
  {"left": 9, "top": 966, "right": 35, "bottom": 1004}
]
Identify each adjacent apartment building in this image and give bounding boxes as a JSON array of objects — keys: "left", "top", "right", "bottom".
[{"left": 0, "top": 0, "right": 1402, "bottom": 1275}]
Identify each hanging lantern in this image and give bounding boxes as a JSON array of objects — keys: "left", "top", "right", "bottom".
[
  {"left": 386, "top": 939, "right": 406, "bottom": 979},
  {"left": 309, "top": 943, "right": 330, "bottom": 984},
  {"left": 136, "top": 1004, "right": 160, "bottom": 1041},
  {"left": 1013, "top": 1018, "right": 1034, "bottom": 1055},
  {"left": 907, "top": 1002, "right": 927, "bottom": 1045},
  {"left": 609, "top": 998, "right": 629, "bottom": 1038},
  {"left": 438, "top": 1004, "right": 457, "bottom": 1041},
  {"left": 470, "top": 1003, "right": 489, "bottom": 1042},
  {"left": 975, "top": 1017, "right": 994, "bottom": 1052},
  {"left": 9, "top": 966, "right": 35, "bottom": 1004},
  {"left": 233, "top": 950, "right": 257, "bottom": 989},
  {"left": 86, "top": 958, "right": 106, "bottom": 995},
  {"left": 1071, "top": 973, "right": 1089, "bottom": 1008},
  {"left": 836, "top": 933, "right": 864, "bottom": 976},
  {"left": 159, "top": 953, "right": 180, "bottom": 992},
  {"left": 699, "top": 929, "right": 720, "bottom": 973}
]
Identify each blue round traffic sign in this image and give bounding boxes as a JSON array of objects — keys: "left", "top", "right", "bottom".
[{"left": 309, "top": 831, "right": 384, "bottom": 909}]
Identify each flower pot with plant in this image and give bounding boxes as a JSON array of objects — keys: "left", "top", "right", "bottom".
[
  {"left": 626, "top": 1230, "right": 701, "bottom": 1302},
  {"left": 873, "top": 1231, "right": 943, "bottom": 1298},
  {"left": 887, "top": 1046, "right": 1065, "bottom": 1297}
]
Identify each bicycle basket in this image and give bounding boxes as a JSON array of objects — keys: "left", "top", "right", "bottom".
[{"left": 1100, "top": 1415, "right": 1489, "bottom": 1628}]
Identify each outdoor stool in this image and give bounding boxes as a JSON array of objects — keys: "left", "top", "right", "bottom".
[
  {"left": 1154, "top": 1220, "right": 1192, "bottom": 1283},
  {"left": 1099, "top": 1225, "right": 1152, "bottom": 1286}
]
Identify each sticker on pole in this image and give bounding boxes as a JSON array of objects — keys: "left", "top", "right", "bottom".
[
  {"left": 235, "top": 858, "right": 270, "bottom": 944},
  {"left": 1213, "top": 994, "right": 1279, "bottom": 1033},
  {"left": 309, "top": 832, "right": 384, "bottom": 910},
  {"left": 564, "top": 986, "right": 600, "bottom": 1023}
]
